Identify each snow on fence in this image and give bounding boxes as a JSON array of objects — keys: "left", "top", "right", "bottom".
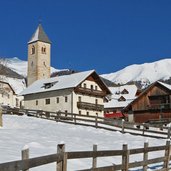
[
  {"left": 0, "top": 141, "right": 171, "bottom": 171},
  {"left": 12, "top": 109, "right": 171, "bottom": 139}
]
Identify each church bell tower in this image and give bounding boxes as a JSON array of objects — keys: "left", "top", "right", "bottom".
[{"left": 27, "top": 24, "right": 51, "bottom": 86}]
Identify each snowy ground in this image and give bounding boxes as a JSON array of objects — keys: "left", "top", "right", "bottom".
[{"left": 0, "top": 115, "right": 169, "bottom": 171}]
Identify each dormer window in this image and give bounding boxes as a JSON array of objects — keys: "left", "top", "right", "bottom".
[
  {"left": 43, "top": 81, "right": 57, "bottom": 89},
  {"left": 121, "top": 89, "right": 129, "bottom": 94},
  {"left": 115, "top": 91, "right": 120, "bottom": 95},
  {"left": 41, "top": 46, "right": 46, "bottom": 54},
  {"left": 118, "top": 96, "right": 126, "bottom": 102},
  {"left": 31, "top": 45, "right": 35, "bottom": 54}
]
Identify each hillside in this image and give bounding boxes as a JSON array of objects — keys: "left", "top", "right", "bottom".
[
  {"left": 0, "top": 115, "right": 166, "bottom": 170},
  {"left": 101, "top": 58, "right": 171, "bottom": 87}
]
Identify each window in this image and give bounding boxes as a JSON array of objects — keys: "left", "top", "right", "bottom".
[
  {"left": 31, "top": 45, "right": 35, "bottom": 54},
  {"left": 118, "top": 96, "right": 126, "bottom": 102},
  {"left": 31, "top": 61, "right": 33, "bottom": 67},
  {"left": 121, "top": 89, "right": 129, "bottom": 94},
  {"left": 65, "top": 96, "right": 68, "bottom": 102},
  {"left": 79, "top": 110, "right": 81, "bottom": 115},
  {"left": 95, "top": 99, "right": 98, "bottom": 105},
  {"left": 57, "top": 97, "right": 59, "bottom": 103},
  {"left": 44, "top": 81, "right": 58, "bottom": 89},
  {"left": 36, "top": 100, "right": 38, "bottom": 105},
  {"left": 86, "top": 111, "right": 89, "bottom": 116},
  {"left": 45, "top": 98, "right": 50, "bottom": 105},
  {"left": 43, "top": 61, "right": 46, "bottom": 67},
  {"left": 78, "top": 96, "right": 81, "bottom": 102},
  {"left": 41, "top": 46, "right": 46, "bottom": 54},
  {"left": 91, "top": 85, "right": 93, "bottom": 91},
  {"left": 95, "top": 86, "right": 98, "bottom": 90},
  {"left": 83, "top": 83, "right": 86, "bottom": 88}
]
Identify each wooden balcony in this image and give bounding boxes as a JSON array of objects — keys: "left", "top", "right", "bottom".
[
  {"left": 148, "top": 103, "right": 171, "bottom": 110},
  {"left": 77, "top": 102, "right": 104, "bottom": 111},
  {"left": 75, "top": 87, "right": 106, "bottom": 97}
]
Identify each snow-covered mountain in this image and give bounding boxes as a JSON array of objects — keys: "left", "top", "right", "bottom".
[
  {"left": 101, "top": 58, "right": 171, "bottom": 87},
  {"left": 2, "top": 57, "right": 171, "bottom": 93},
  {"left": 0, "top": 57, "right": 59, "bottom": 94}
]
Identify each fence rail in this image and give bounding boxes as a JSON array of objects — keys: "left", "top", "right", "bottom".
[
  {"left": 9, "top": 108, "right": 171, "bottom": 139},
  {"left": 0, "top": 141, "right": 171, "bottom": 171}
]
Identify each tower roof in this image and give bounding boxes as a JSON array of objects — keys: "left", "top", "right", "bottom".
[{"left": 28, "top": 24, "right": 51, "bottom": 44}]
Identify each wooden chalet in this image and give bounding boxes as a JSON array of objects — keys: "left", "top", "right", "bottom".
[{"left": 124, "top": 81, "right": 171, "bottom": 123}]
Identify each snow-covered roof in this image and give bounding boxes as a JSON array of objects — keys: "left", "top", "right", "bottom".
[
  {"left": 157, "top": 81, "right": 171, "bottom": 91},
  {"left": 21, "top": 70, "right": 98, "bottom": 95},
  {"left": 28, "top": 24, "right": 51, "bottom": 44},
  {"left": 104, "top": 84, "right": 138, "bottom": 108}
]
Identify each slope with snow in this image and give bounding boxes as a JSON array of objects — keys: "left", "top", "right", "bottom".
[
  {"left": 101, "top": 58, "right": 171, "bottom": 85},
  {"left": 0, "top": 115, "right": 167, "bottom": 171}
]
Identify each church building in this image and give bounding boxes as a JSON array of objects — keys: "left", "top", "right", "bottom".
[{"left": 21, "top": 24, "right": 111, "bottom": 116}]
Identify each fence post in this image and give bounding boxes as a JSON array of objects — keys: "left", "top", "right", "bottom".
[
  {"left": 163, "top": 140, "right": 171, "bottom": 170},
  {"left": 143, "top": 141, "right": 149, "bottom": 171},
  {"left": 95, "top": 116, "right": 98, "bottom": 128},
  {"left": 57, "top": 144, "right": 67, "bottom": 171},
  {"left": 92, "top": 144, "right": 97, "bottom": 169},
  {"left": 167, "top": 127, "right": 171, "bottom": 139},
  {"left": 0, "top": 107, "right": 2, "bottom": 127},
  {"left": 22, "top": 147, "right": 29, "bottom": 171},
  {"left": 74, "top": 114, "right": 76, "bottom": 124},
  {"left": 122, "top": 119, "right": 125, "bottom": 133},
  {"left": 56, "top": 111, "right": 61, "bottom": 122},
  {"left": 122, "top": 144, "right": 129, "bottom": 171},
  {"left": 142, "top": 124, "right": 145, "bottom": 135}
]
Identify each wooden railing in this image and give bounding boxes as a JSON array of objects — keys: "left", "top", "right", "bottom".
[
  {"left": 3, "top": 108, "right": 170, "bottom": 139},
  {"left": 0, "top": 141, "right": 171, "bottom": 171},
  {"left": 74, "top": 87, "right": 106, "bottom": 97},
  {"left": 77, "top": 102, "right": 104, "bottom": 111},
  {"left": 4, "top": 108, "right": 171, "bottom": 139}
]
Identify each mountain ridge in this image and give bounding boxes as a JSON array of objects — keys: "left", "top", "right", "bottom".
[
  {"left": 1, "top": 57, "right": 171, "bottom": 93},
  {"left": 101, "top": 58, "right": 171, "bottom": 87}
]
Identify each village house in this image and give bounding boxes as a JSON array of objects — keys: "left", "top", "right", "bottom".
[
  {"left": 0, "top": 80, "right": 19, "bottom": 108},
  {"left": 124, "top": 81, "right": 171, "bottom": 123},
  {"left": 104, "top": 84, "right": 139, "bottom": 118},
  {"left": 21, "top": 70, "right": 111, "bottom": 116}
]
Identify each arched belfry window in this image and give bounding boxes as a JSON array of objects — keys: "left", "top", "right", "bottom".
[
  {"left": 41, "top": 46, "right": 46, "bottom": 54},
  {"left": 31, "top": 45, "right": 35, "bottom": 54}
]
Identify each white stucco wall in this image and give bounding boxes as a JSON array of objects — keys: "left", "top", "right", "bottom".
[
  {"left": 0, "top": 83, "right": 15, "bottom": 107},
  {"left": 24, "top": 89, "right": 73, "bottom": 113}
]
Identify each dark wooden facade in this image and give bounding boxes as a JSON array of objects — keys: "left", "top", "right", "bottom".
[{"left": 124, "top": 82, "right": 171, "bottom": 123}]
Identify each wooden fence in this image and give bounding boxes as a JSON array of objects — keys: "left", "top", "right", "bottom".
[
  {"left": 0, "top": 141, "right": 171, "bottom": 171},
  {"left": 10, "top": 109, "right": 171, "bottom": 139}
]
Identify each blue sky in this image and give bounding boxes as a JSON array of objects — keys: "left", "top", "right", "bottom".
[{"left": 0, "top": 0, "right": 171, "bottom": 74}]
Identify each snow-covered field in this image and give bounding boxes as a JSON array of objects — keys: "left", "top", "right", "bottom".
[{"left": 0, "top": 115, "right": 168, "bottom": 171}]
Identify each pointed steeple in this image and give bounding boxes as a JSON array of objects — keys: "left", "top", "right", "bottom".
[{"left": 28, "top": 24, "right": 51, "bottom": 44}]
